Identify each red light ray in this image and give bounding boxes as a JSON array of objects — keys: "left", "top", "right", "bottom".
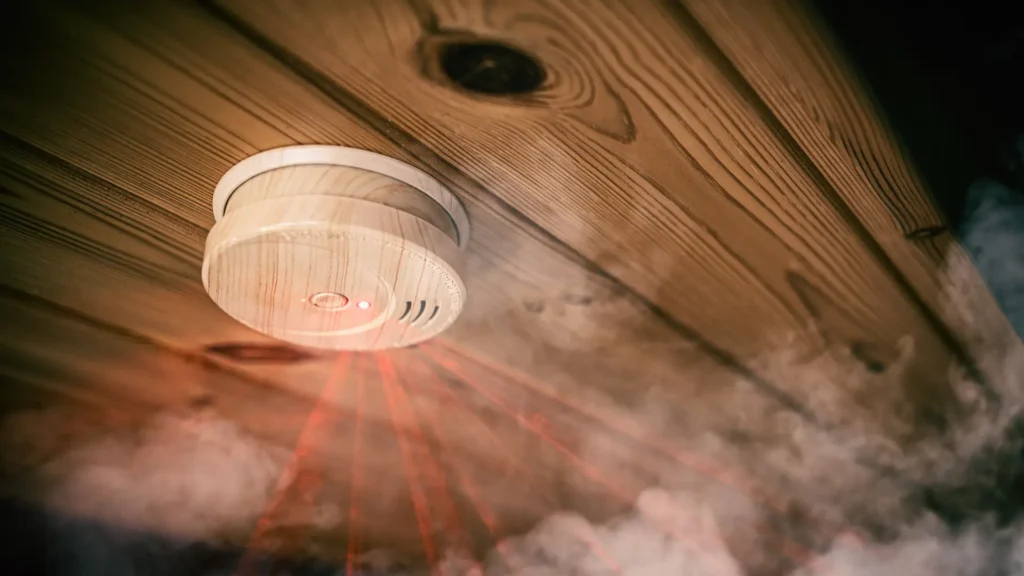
[
  {"left": 394, "top": 360, "right": 521, "bottom": 574},
  {"left": 403, "top": 355, "right": 622, "bottom": 574},
  {"left": 420, "top": 349, "right": 718, "bottom": 559},
  {"left": 421, "top": 346, "right": 822, "bottom": 571},
  {"left": 236, "top": 351, "right": 351, "bottom": 575},
  {"left": 345, "top": 354, "right": 367, "bottom": 576},
  {"left": 427, "top": 344, "right": 858, "bottom": 553},
  {"left": 377, "top": 353, "right": 440, "bottom": 572},
  {"left": 387, "top": 354, "right": 485, "bottom": 574},
  {"left": 432, "top": 343, "right": 871, "bottom": 549},
  {"left": 429, "top": 341, "right": 781, "bottom": 512}
]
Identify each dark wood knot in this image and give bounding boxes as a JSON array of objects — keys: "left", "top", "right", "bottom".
[
  {"left": 439, "top": 40, "right": 545, "bottom": 95},
  {"left": 563, "top": 294, "right": 594, "bottom": 306},
  {"left": 905, "top": 225, "right": 948, "bottom": 240},
  {"left": 189, "top": 393, "right": 215, "bottom": 409}
]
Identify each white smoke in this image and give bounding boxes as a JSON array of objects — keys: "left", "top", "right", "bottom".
[
  {"left": 472, "top": 490, "right": 747, "bottom": 576},
  {"left": 0, "top": 409, "right": 290, "bottom": 575},
  {"left": 39, "top": 412, "right": 284, "bottom": 541},
  {"left": 788, "top": 517, "right": 1024, "bottom": 576}
]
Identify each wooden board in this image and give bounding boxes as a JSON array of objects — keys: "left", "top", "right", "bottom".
[
  {"left": 0, "top": 0, "right": 1013, "bottom": 571},
  {"left": 680, "top": 0, "right": 988, "bottom": 372}
]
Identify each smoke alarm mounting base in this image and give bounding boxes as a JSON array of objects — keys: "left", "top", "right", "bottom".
[{"left": 202, "top": 145, "right": 470, "bottom": 352}]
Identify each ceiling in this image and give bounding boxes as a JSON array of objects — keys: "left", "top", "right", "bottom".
[
  {"left": 814, "top": 0, "right": 1024, "bottom": 227},
  {"left": 1, "top": 0, "right": 1020, "bottom": 574}
]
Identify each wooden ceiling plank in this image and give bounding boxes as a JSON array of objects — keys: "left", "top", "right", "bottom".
[
  {"left": 679, "top": 0, "right": 1012, "bottom": 389},
  {"left": 0, "top": 285, "right": 327, "bottom": 441}
]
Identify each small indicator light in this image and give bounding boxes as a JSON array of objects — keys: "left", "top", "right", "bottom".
[{"left": 310, "top": 292, "right": 349, "bottom": 310}]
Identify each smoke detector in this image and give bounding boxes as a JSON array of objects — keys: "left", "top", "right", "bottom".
[{"left": 202, "top": 146, "right": 470, "bottom": 351}]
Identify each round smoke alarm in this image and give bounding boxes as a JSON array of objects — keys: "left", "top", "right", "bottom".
[{"left": 201, "top": 145, "right": 470, "bottom": 351}]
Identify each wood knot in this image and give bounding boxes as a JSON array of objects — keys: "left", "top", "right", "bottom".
[
  {"left": 905, "top": 225, "right": 948, "bottom": 240},
  {"left": 440, "top": 40, "right": 545, "bottom": 95},
  {"left": 523, "top": 299, "right": 546, "bottom": 314},
  {"left": 563, "top": 293, "right": 594, "bottom": 306},
  {"left": 850, "top": 341, "right": 889, "bottom": 374},
  {"left": 418, "top": 31, "right": 545, "bottom": 99}
]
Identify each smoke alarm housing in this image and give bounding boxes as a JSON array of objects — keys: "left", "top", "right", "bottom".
[{"left": 202, "top": 146, "right": 470, "bottom": 351}]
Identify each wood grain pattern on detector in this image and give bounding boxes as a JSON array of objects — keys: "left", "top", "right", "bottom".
[{"left": 205, "top": 157, "right": 467, "bottom": 351}]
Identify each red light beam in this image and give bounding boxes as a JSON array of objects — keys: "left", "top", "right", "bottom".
[{"left": 236, "top": 351, "right": 351, "bottom": 575}]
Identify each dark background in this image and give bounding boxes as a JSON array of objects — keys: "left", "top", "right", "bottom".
[{"left": 815, "top": 0, "right": 1024, "bottom": 229}]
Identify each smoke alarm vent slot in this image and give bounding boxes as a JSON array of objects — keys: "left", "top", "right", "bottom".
[
  {"left": 427, "top": 305, "right": 440, "bottom": 323},
  {"left": 411, "top": 300, "right": 428, "bottom": 323},
  {"left": 398, "top": 301, "right": 412, "bottom": 322}
]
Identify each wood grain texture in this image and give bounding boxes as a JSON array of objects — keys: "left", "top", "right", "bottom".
[
  {"left": 0, "top": 0, "right": 1008, "bottom": 571},
  {"left": 679, "top": 0, "right": 998, "bottom": 385}
]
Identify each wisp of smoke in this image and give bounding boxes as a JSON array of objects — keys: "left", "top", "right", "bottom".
[{"left": 1, "top": 412, "right": 288, "bottom": 575}]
